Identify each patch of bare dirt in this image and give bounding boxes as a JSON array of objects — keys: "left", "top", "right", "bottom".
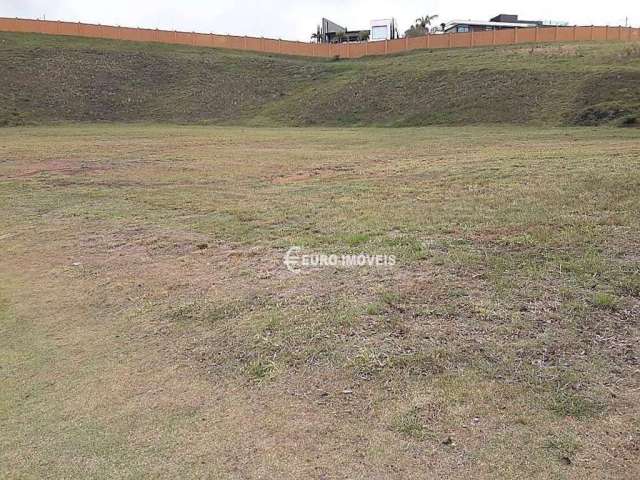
[
  {"left": 11, "top": 159, "right": 113, "bottom": 178},
  {"left": 518, "top": 45, "right": 581, "bottom": 57},
  {"left": 271, "top": 165, "right": 356, "bottom": 184}
]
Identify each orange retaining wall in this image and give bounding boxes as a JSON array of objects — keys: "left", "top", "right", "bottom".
[{"left": 0, "top": 17, "right": 638, "bottom": 59}]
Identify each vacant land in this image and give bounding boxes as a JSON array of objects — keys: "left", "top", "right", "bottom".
[
  {"left": 1, "top": 32, "right": 640, "bottom": 127},
  {"left": 0, "top": 125, "right": 638, "bottom": 478}
]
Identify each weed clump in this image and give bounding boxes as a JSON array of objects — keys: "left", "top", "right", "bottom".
[
  {"left": 393, "top": 407, "right": 432, "bottom": 440},
  {"left": 592, "top": 292, "right": 619, "bottom": 311}
]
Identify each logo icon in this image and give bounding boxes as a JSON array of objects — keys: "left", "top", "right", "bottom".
[{"left": 284, "top": 246, "right": 302, "bottom": 273}]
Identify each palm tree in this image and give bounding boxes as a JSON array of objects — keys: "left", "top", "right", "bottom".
[
  {"left": 415, "top": 14, "right": 439, "bottom": 30},
  {"left": 405, "top": 14, "right": 439, "bottom": 38},
  {"left": 311, "top": 26, "right": 322, "bottom": 43}
]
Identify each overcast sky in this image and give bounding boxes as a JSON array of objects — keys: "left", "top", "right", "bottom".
[{"left": 2, "top": 1, "right": 638, "bottom": 41}]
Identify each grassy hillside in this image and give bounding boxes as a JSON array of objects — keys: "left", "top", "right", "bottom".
[{"left": 1, "top": 32, "right": 640, "bottom": 127}]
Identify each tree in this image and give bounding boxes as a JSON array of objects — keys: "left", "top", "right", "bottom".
[
  {"left": 358, "top": 30, "right": 370, "bottom": 42},
  {"left": 415, "top": 14, "right": 439, "bottom": 30},
  {"left": 311, "top": 26, "right": 322, "bottom": 43},
  {"left": 405, "top": 25, "right": 427, "bottom": 38},
  {"left": 405, "top": 14, "right": 439, "bottom": 38},
  {"left": 334, "top": 31, "right": 346, "bottom": 43}
]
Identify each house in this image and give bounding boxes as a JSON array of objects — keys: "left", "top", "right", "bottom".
[
  {"left": 316, "top": 17, "right": 398, "bottom": 43},
  {"left": 444, "top": 14, "right": 543, "bottom": 33},
  {"left": 318, "top": 18, "right": 367, "bottom": 43},
  {"left": 369, "top": 19, "right": 399, "bottom": 41}
]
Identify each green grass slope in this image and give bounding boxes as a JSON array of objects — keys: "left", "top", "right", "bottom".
[{"left": 1, "top": 32, "right": 640, "bottom": 127}]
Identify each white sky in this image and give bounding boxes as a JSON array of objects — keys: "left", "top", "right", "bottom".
[{"left": 1, "top": 1, "right": 638, "bottom": 41}]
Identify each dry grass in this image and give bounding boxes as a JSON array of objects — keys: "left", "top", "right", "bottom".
[{"left": 0, "top": 124, "right": 639, "bottom": 478}]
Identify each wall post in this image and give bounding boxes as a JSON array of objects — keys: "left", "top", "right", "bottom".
[
  {"left": 492, "top": 29, "right": 496, "bottom": 45},
  {"left": 470, "top": 30, "right": 474, "bottom": 47},
  {"left": 590, "top": 25, "right": 594, "bottom": 40},
  {"left": 535, "top": 27, "right": 539, "bottom": 42},
  {"left": 555, "top": 26, "right": 559, "bottom": 41},
  {"left": 514, "top": 27, "right": 518, "bottom": 43},
  {"left": 573, "top": 25, "right": 577, "bottom": 40},
  {"left": 448, "top": 32, "right": 452, "bottom": 48}
]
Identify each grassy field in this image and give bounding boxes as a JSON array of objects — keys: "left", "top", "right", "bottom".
[
  {"left": 0, "top": 124, "right": 638, "bottom": 478},
  {"left": 1, "top": 31, "right": 640, "bottom": 127}
]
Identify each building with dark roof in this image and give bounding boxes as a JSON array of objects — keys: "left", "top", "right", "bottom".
[{"left": 444, "top": 14, "right": 543, "bottom": 34}]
